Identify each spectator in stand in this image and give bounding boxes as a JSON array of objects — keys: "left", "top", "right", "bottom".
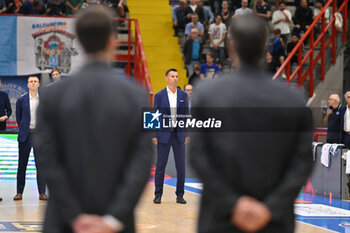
[
  {"left": 33, "top": 0, "right": 45, "bottom": 14},
  {"left": 45, "top": 0, "right": 65, "bottom": 16},
  {"left": 270, "top": 28, "right": 286, "bottom": 77},
  {"left": 221, "top": 0, "right": 233, "bottom": 28},
  {"left": 18, "top": 0, "right": 35, "bottom": 14},
  {"left": 287, "top": 33, "right": 301, "bottom": 64},
  {"left": 208, "top": 14, "right": 227, "bottom": 68},
  {"left": 200, "top": 53, "right": 220, "bottom": 80},
  {"left": 173, "top": 0, "right": 188, "bottom": 36},
  {"left": 85, "top": 0, "right": 101, "bottom": 6},
  {"left": 293, "top": 0, "right": 313, "bottom": 37},
  {"left": 0, "top": 0, "right": 7, "bottom": 13},
  {"left": 324, "top": 94, "right": 342, "bottom": 143},
  {"left": 65, "top": 0, "right": 83, "bottom": 15},
  {"left": 106, "top": 0, "right": 127, "bottom": 18},
  {"left": 208, "top": 0, "right": 222, "bottom": 15},
  {"left": 264, "top": 51, "right": 278, "bottom": 75},
  {"left": 272, "top": 1, "right": 292, "bottom": 43},
  {"left": 184, "top": 84, "right": 193, "bottom": 111},
  {"left": 197, "top": 0, "right": 214, "bottom": 30},
  {"left": 254, "top": 0, "right": 271, "bottom": 24},
  {"left": 5, "top": 0, "right": 16, "bottom": 13},
  {"left": 183, "top": 28, "right": 203, "bottom": 77},
  {"left": 189, "top": 64, "right": 201, "bottom": 86},
  {"left": 185, "top": 13, "right": 204, "bottom": 40},
  {"left": 234, "top": 0, "right": 252, "bottom": 17},
  {"left": 314, "top": 0, "right": 330, "bottom": 37},
  {"left": 185, "top": 0, "right": 205, "bottom": 24}
]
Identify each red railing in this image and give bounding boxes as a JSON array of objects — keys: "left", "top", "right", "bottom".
[
  {"left": 273, "top": 0, "right": 349, "bottom": 97},
  {"left": 314, "top": 127, "right": 327, "bottom": 142},
  {"left": 114, "top": 18, "right": 153, "bottom": 103}
]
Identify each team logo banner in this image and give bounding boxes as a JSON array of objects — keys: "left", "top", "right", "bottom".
[{"left": 0, "top": 16, "right": 85, "bottom": 76}]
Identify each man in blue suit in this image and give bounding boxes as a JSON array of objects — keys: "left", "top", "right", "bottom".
[
  {"left": 152, "top": 68, "right": 190, "bottom": 204},
  {"left": 14, "top": 76, "right": 46, "bottom": 201}
]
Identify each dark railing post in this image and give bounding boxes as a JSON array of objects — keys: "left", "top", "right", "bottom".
[{"left": 321, "top": 13, "right": 326, "bottom": 80}]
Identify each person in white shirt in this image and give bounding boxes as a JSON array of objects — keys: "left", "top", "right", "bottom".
[
  {"left": 342, "top": 91, "right": 350, "bottom": 148},
  {"left": 272, "top": 1, "right": 292, "bottom": 43},
  {"left": 234, "top": 0, "right": 253, "bottom": 16},
  {"left": 208, "top": 14, "right": 227, "bottom": 67},
  {"left": 313, "top": 0, "right": 330, "bottom": 37}
]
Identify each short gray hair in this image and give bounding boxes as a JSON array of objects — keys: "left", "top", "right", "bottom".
[{"left": 345, "top": 91, "right": 350, "bottom": 99}]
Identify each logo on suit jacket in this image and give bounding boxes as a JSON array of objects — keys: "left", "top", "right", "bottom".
[{"left": 143, "top": 110, "right": 161, "bottom": 129}]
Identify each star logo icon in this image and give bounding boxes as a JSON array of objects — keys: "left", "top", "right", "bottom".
[{"left": 151, "top": 110, "right": 162, "bottom": 123}]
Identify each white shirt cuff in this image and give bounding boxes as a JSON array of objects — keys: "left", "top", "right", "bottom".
[{"left": 103, "top": 215, "right": 124, "bottom": 232}]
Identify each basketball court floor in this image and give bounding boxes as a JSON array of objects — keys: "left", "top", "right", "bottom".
[{"left": 0, "top": 135, "right": 349, "bottom": 233}]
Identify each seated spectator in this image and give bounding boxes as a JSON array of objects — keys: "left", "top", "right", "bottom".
[
  {"left": 234, "top": 0, "right": 253, "bottom": 17},
  {"left": 0, "top": 0, "right": 7, "bottom": 13},
  {"left": 185, "top": 13, "right": 204, "bottom": 40},
  {"left": 293, "top": 0, "right": 313, "bottom": 37},
  {"left": 185, "top": 0, "right": 205, "bottom": 24},
  {"left": 5, "top": 0, "right": 16, "bottom": 13},
  {"left": 272, "top": 1, "right": 292, "bottom": 43},
  {"left": 200, "top": 53, "right": 220, "bottom": 80},
  {"left": 264, "top": 51, "right": 278, "bottom": 75},
  {"left": 189, "top": 64, "right": 201, "bottom": 86},
  {"left": 197, "top": 0, "right": 214, "bottom": 30},
  {"left": 221, "top": 0, "right": 233, "bottom": 28},
  {"left": 106, "top": 0, "right": 127, "bottom": 18},
  {"left": 18, "top": 0, "right": 35, "bottom": 14},
  {"left": 208, "top": 14, "right": 227, "bottom": 67},
  {"left": 314, "top": 0, "right": 329, "bottom": 37},
  {"left": 85, "top": 0, "right": 100, "bottom": 6},
  {"left": 254, "top": 0, "right": 271, "bottom": 24},
  {"left": 33, "top": 0, "right": 45, "bottom": 14},
  {"left": 46, "top": 0, "right": 65, "bottom": 16},
  {"left": 271, "top": 29, "right": 285, "bottom": 65},
  {"left": 287, "top": 33, "right": 301, "bottom": 64},
  {"left": 183, "top": 28, "right": 203, "bottom": 77},
  {"left": 65, "top": 0, "right": 83, "bottom": 15},
  {"left": 173, "top": 0, "right": 187, "bottom": 36}
]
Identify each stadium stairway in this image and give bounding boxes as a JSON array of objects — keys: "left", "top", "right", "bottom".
[{"left": 127, "top": 0, "right": 188, "bottom": 95}]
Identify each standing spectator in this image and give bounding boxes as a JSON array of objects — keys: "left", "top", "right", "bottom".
[
  {"left": 0, "top": 79, "right": 12, "bottom": 132},
  {"left": 65, "top": 0, "right": 83, "bottom": 15},
  {"left": 184, "top": 84, "right": 193, "bottom": 112},
  {"left": 197, "top": 0, "right": 214, "bottom": 30},
  {"left": 221, "top": 0, "right": 233, "bottom": 28},
  {"left": 313, "top": 0, "right": 330, "bottom": 37},
  {"left": 0, "top": 0, "right": 7, "bottom": 13},
  {"left": 49, "top": 68, "right": 62, "bottom": 85},
  {"left": 173, "top": 0, "right": 187, "bottom": 36},
  {"left": 270, "top": 29, "right": 285, "bottom": 70},
  {"left": 18, "top": 0, "right": 35, "bottom": 14},
  {"left": 208, "top": 14, "right": 227, "bottom": 67},
  {"left": 234, "top": 0, "right": 253, "bottom": 16},
  {"left": 287, "top": 33, "right": 301, "bottom": 64},
  {"left": 293, "top": 0, "right": 313, "bottom": 37},
  {"left": 264, "top": 51, "right": 278, "bottom": 74},
  {"left": 272, "top": 1, "right": 292, "bottom": 43},
  {"left": 341, "top": 91, "right": 350, "bottom": 148},
  {"left": 208, "top": 0, "right": 222, "bottom": 15},
  {"left": 14, "top": 76, "right": 47, "bottom": 201},
  {"left": 185, "top": 13, "right": 204, "bottom": 40},
  {"left": 185, "top": 0, "right": 205, "bottom": 24},
  {"left": 200, "top": 53, "right": 220, "bottom": 80},
  {"left": 183, "top": 28, "right": 203, "bottom": 77},
  {"left": 33, "top": 0, "right": 45, "bottom": 14},
  {"left": 324, "top": 94, "right": 342, "bottom": 143},
  {"left": 254, "top": 0, "right": 271, "bottom": 24},
  {"left": 45, "top": 0, "right": 65, "bottom": 16},
  {"left": 189, "top": 64, "right": 201, "bottom": 86}
]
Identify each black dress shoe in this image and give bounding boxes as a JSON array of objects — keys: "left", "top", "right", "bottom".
[
  {"left": 176, "top": 196, "right": 187, "bottom": 204},
  {"left": 153, "top": 196, "right": 161, "bottom": 204},
  {"left": 0, "top": 197, "right": 2, "bottom": 201}
]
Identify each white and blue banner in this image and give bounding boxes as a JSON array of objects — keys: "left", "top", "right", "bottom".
[{"left": 0, "top": 15, "right": 85, "bottom": 76}]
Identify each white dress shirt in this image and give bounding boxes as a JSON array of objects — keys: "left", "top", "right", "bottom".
[
  {"left": 167, "top": 86, "right": 177, "bottom": 128},
  {"left": 29, "top": 93, "right": 39, "bottom": 130},
  {"left": 272, "top": 9, "right": 292, "bottom": 35},
  {"left": 190, "top": 4, "right": 197, "bottom": 12},
  {"left": 344, "top": 106, "right": 350, "bottom": 133}
]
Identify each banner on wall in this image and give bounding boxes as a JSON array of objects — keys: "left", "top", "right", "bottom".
[{"left": 0, "top": 15, "right": 85, "bottom": 76}]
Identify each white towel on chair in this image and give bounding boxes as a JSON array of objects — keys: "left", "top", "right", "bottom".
[{"left": 321, "top": 143, "right": 332, "bottom": 167}]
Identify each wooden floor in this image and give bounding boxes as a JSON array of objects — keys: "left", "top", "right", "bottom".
[{"left": 0, "top": 180, "right": 333, "bottom": 233}]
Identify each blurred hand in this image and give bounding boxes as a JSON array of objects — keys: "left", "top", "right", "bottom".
[
  {"left": 152, "top": 138, "right": 158, "bottom": 145},
  {"left": 296, "top": 24, "right": 301, "bottom": 28},
  {"left": 326, "top": 108, "right": 333, "bottom": 115},
  {"left": 185, "top": 137, "right": 190, "bottom": 144},
  {"left": 72, "top": 214, "right": 118, "bottom": 233},
  {"left": 231, "top": 196, "right": 272, "bottom": 233},
  {"left": 174, "top": 21, "right": 178, "bottom": 27},
  {"left": 0, "top": 116, "right": 7, "bottom": 122}
]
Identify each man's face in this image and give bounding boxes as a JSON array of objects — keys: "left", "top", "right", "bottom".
[
  {"left": 196, "top": 0, "right": 203, "bottom": 6},
  {"left": 184, "top": 85, "right": 193, "bottom": 98},
  {"left": 215, "top": 15, "right": 222, "bottom": 24},
  {"left": 191, "top": 30, "right": 199, "bottom": 40},
  {"left": 206, "top": 55, "right": 214, "bottom": 64},
  {"left": 301, "top": 0, "right": 308, "bottom": 8},
  {"left": 192, "top": 15, "right": 199, "bottom": 24},
  {"left": 241, "top": 0, "right": 248, "bottom": 8},
  {"left": 291, "top": 35, "right": 298, "bottom": 43},
  {"left": 328, "top": 94, "right": 339, "bottom": 108},
  {"left": 279, "top": 3, "right": 286, "bottom": 11},
  {"left": 180, "top": 0, "right": 186, "bottom": 8},
  {"left": 165, "top": 71, "right": 178, "bottom": 87},
  {"left": 222, "top": 1, "right": 228, "bottom": 9},
  {"left": 52, "top": 71, "right": 61, "bottom": 82},
  {"left": 27, "top": 77, "right": 40, "bottom": 91},
  {"left": 346, "top": 93, "right": 350, "bottom": 105},
  {"left": 190, "top": 0, "right": 196, "bottom": 5},
  {"left": 316, "top": 2, "right": 322, "bottom": 9}
]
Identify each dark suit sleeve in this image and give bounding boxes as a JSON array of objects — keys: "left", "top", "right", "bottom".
[
  {"left": 4, "top": 93, "right": 11, "bottom": 118},
  {"left": 35, "top": 90, "right": 82, "bottom": 225},
  {"left": 16, "top": 97, "right": 22, "bottom": 125},
  {"left": 190, "top": 92, "right": 240, "bottom": 217},
  {"left": 105, "top": 94, "right": 153, "bottom": 224},
  {"left": 264, "top": 107, "right": 313, "bottom": 221}
]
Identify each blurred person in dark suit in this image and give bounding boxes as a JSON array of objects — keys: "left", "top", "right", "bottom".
[
  {"left": 35, "top": 7, "right": 152, "bottom": 233},
  {"left": 0, "top": 79, "right": 12, "bottom": 132},
  {"left": 190, "top": 14, "right": 313, "bottom": 233}
]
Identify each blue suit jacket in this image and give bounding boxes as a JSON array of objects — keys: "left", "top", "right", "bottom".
[
  {"left": 16, "top": 94, "right": 31, "bottom": 142},
  {"left": 153, "top": 87, "right": 189, "bottom": 144}
]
